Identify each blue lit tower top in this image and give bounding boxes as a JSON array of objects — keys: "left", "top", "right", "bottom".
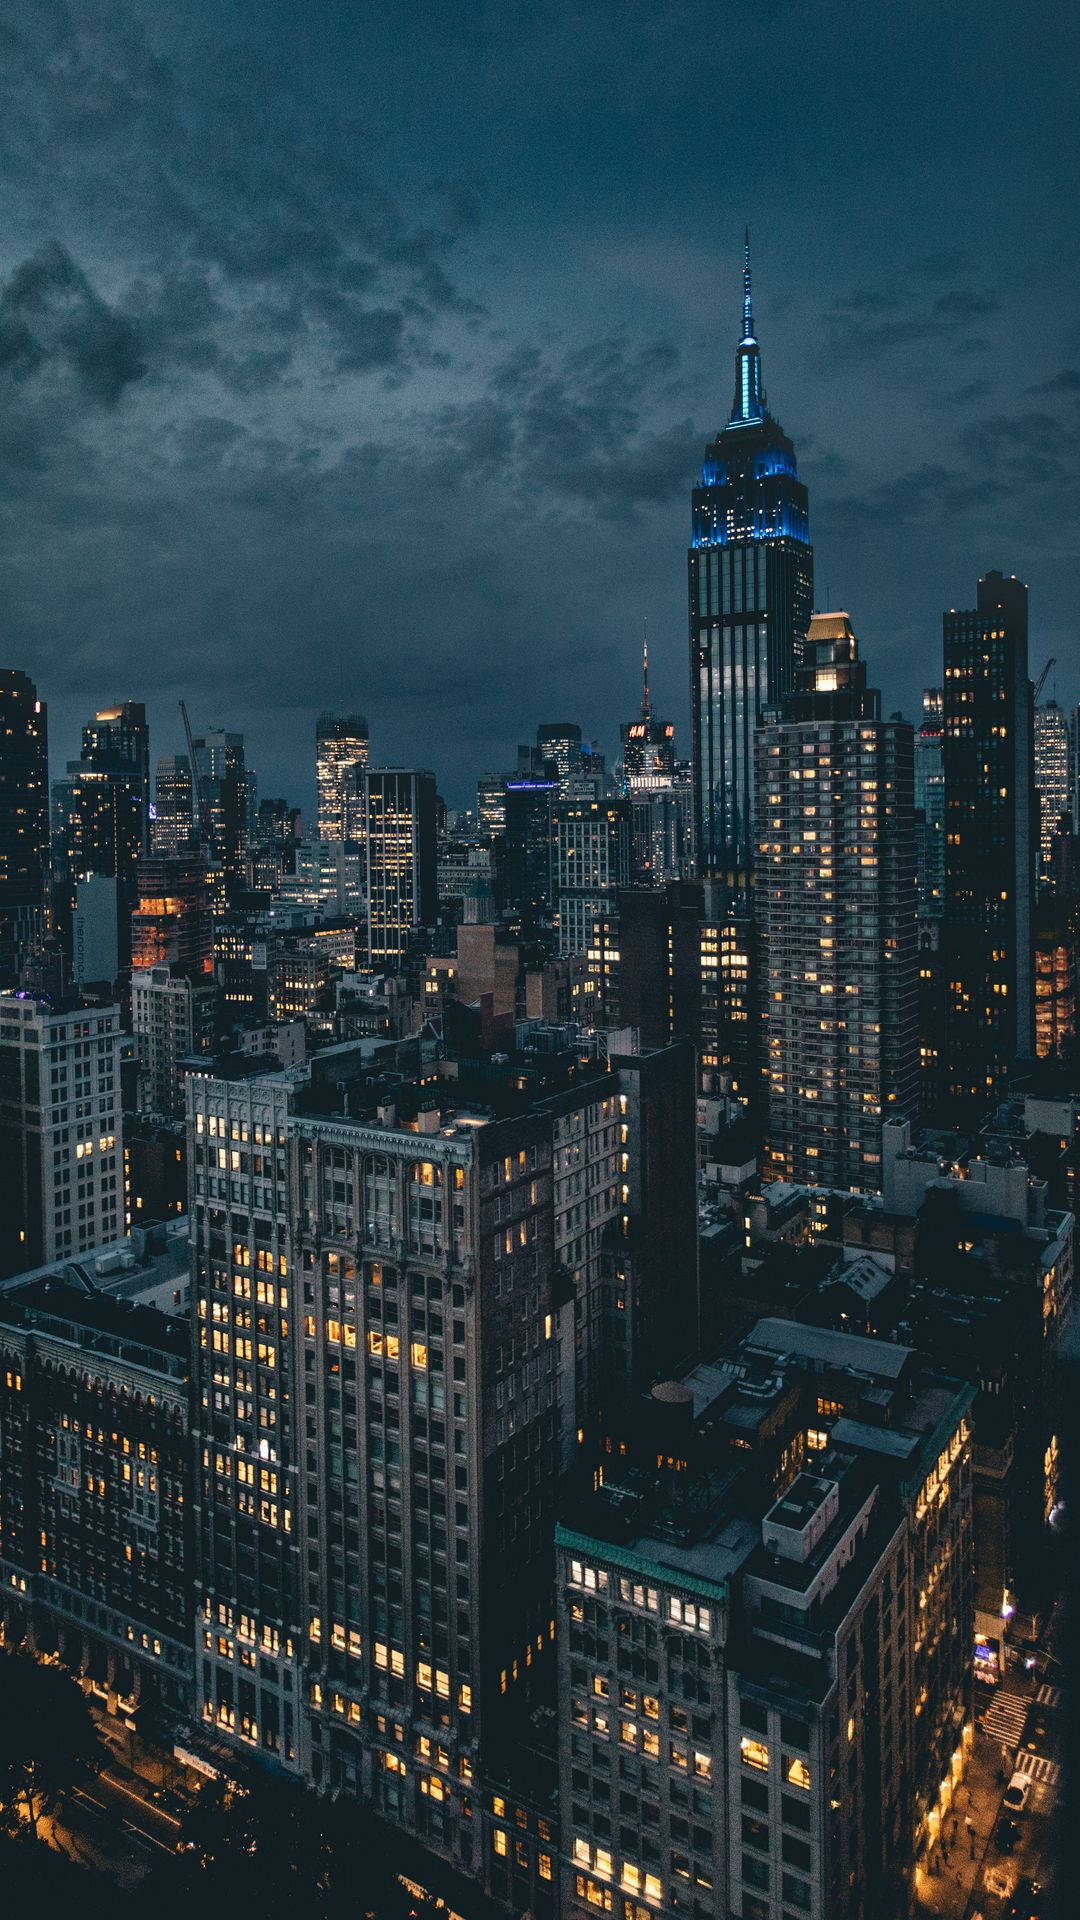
[
  {"left": 732, "top": 227, "right": 765, "bottom": 424},
  {"left": 689, "top": 235, "right": 813, "bottom": 886}
]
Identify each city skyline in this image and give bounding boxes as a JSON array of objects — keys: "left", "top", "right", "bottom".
[{"left": 2, "top": 2, "right": 1078, "bottom": 805}]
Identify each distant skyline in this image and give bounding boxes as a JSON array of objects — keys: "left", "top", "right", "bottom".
[{"left": 3, "top": 0, "right": 1078, "bottom": 808}]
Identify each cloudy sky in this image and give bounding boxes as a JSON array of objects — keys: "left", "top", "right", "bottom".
[{"left": 3, "top": 1, "right": 1078, "bottom": 809}]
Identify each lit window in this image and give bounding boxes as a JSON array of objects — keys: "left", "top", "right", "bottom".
[{"left": 741, "top": 1736, "right": 770, "bottom": 1772}]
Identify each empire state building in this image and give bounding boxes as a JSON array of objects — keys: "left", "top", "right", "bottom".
[{"left": 689, "top": 237, "right": 813, "bottom": 889}]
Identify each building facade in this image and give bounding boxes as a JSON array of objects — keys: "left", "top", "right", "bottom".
[
  {"left": 1034, "top": 699, "right": 1070, "bottom": 890},
  {"left": 555, "top": 1324, "right": 973, "bottom": 1920},
  {"left": 316, "top": 714, "right": 370, "bottom": 842},
  {"left": 758, "top": 615, "right": 918, "bottom": 1190},
  {"left": 0, "top": 1276, "right": 191, "bottom": 1719},
  {"left": 0, "top": 994, "right": 124, "bottom": 1277},
  {"left": 554, "top": 800, "right": 631, "bottom": 958},
  {"left": 360, "top": 769, "right": 438, "bottom": 967},
  {"left": 943, "top": 571, "right": 1035, "bottom": 1103}
]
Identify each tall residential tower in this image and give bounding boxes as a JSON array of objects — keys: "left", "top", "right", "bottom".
[{"left": 943, "top": 571, "right": 1035, "bottom": 1103}]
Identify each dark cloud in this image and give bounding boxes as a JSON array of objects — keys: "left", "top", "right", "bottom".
[
  {"left": 0, "top": 0, "right": 1076, "bottom": 804},
  {"left": 0, "top": 242, "right": 145, "bottom": 405}
]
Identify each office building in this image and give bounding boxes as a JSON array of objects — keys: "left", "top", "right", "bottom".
[
  {"left": 690, "top": 237, "right": 812, "bottom": 890},
  {"left": 554, "top": 799, "right": 631, "bottom": 958},
  {"left": 281, "top": 838, "right": 365, "bottom": 916},
  {"left": 913, "top": 689, "right": 945, "bottom": 920},
  {"left": 1034, "top": 699, "right": 1070, "bottom": 889},
  {"left": 355, "top": 769, "right": 438, "bottom": 967},
  {"left": 193, "top": 729, "right": 252, "bottom": 900},
  {"left": 187, "top": 1026, "right": 697, "bottom": 1854},
  {"left": 943, "top": 571, "right": 1035, "bottom": 1103},
  {"left": 555, "top": 1322, "right": 973, "bottom": 1920},
  {"left": 316, "top": 713, "right": 369, "bottom": 841},
  {"left": 130, "top": 848, "right": 214, "bottom": 978},
  {"left": 758, "top": 613, "right": 917, "bottom": 1189},
  {"left": 0, "top": 993, "right": 124, "bottom": 1277},
  {"left": 59, "top": 701, "right": 151, "bottom": 966},
  {"left": 0, "top": 668, "right": 49, "bottom": 987},
  {"left": 537, "top": 723, "right": 583, "bottom": 796},
  {"left": 622, "top": 629, "right": 676, "bottom": 788},
  {"left": 0, "top": 1268, "right": 191, "bottom": 1718},
  {"left": 152, "top": 753, "right": 195, "bottom": 853},
  {"left": 503, "top": 780, "right": 556, "bottom": 920},
  {"left": 132, "top": 965, "right": 216, "bottom": 1118}
]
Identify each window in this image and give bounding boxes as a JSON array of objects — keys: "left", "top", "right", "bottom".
[
  {"left": 785, "top": 1756, "right": 811, "bottom": 1791},
  {"left": 740, "top": 1737, "right": 770, "bottom": 1772}
]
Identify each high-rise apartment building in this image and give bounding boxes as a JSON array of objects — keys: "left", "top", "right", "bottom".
[
  {"left": 690, "top": 238, "right": 812, "bottom": 891},
  {"left": 316, "top": 713, "right": 370, "bottom": 841},
  {"left": 554, "top": 798, "right": 631, "bottom": 957},
  {"left": 0, "top": 993, "right": 124, "bottom": 1276},
  {"left": 758, "top": 614, "right": 917, "bottom": 1189},
  {"left": 1034, "top": 699, "right": 1070, "bottom": 888},
  {"left": 0, "top": 668, "right": 49, "bottom": 986},
  {"left": 359, "top": 769, "right": 438, "bottom": 966},
  {"left": 555, "top": 1321, "right": 973, "bottom": 1920},
  {"left": 152, "top": 753, "right": 195, "bottom": 853},
  {"left": 943, "top": 571, "right": 1035, "bottom": 1102},
  {"left": 914, "top": 689, "right": 945, "bottom": 920}
]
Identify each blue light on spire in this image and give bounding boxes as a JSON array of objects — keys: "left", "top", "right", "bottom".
[{"left": 729, "top": 227, "right": 766, "bottom": 426}]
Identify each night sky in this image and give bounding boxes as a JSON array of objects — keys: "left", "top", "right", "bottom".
[{"left": 3, "top": 1, "right": 1078, "bottom": 810}]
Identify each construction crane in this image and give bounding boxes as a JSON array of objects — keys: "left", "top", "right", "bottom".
[
  {"left": 179, "top": 699, "right": 206, "bottom": 839},
  {"left": 1033, "top": 657, "right": 1056, "bottom": 704}
]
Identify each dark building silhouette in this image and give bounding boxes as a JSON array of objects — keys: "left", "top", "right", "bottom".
[
  {"left": 0, "top": 668, "right": 49, "bottom": 986},
  {"left": 943, "top": 571, "right": 1035, "bottom": 1105},
  {"left": 503, "top": 779, "right": 555, "bottom": 919},
  {"left": 57, "top": 700, "right": 150, "bottom": 969},
  {"left": 689, "top": 236, "right": 813, "bottom": 892}
]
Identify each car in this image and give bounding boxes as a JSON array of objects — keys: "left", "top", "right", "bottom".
[
  {"left": 1002, "top": 1772, "right": 1031, "bottom": 1815},
  {"left": 1007, "top": 1876, "right": 1043, "bottom": 1920},
  {"left": 985, "top": 1862, "right": 1015, "bottom": 1902},
  {"left": 994, "top": 1816, "right": 1021, "bottom": 1853}
]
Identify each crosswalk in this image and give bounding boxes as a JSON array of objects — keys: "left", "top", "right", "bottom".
[
  {"left": 1035, "top": 1682, "right": 1063, "bottom": 1710},
  {"left": 1013, "top": 1747, "right": 1060, "bottom": 1788},
  {"left": 979, "top": 1689, "right": 1030, "bottom": 1749}
]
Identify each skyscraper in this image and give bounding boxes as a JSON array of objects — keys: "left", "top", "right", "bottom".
[
  {"left": 360, "top": 768, "right": 438, "bottom": 965},
  {"left": 316, "top": 713, "right": 369, "bottom": 840},
  {"left": 152, "top": 753, "right": 195, "bottom": 852},
  {"left": 553, "top": 797, "right": 631, "bottom": 957},
  {"left": 690, "top": 235, "right": 813, "bottom": 890},
  {"left": 943, "top": 571, "right": 1035, "bottom": 1102},
  {"left": 193, "top": 729, "right": 251, "bottom": 899},
  {"left": 1034, "top": 699, "right": 1070, "bottom": 888},
  {"left": 758, "top": 613, "right": 917, "bottom": 1189},
  {"left": 0, "top": 668, "right": 49, "bottom": 986},
  {"left": 914, "top": 688, "right": 945, "bottom": 919},
  {"left": 58, "top": 701, "right": 150, "bottom": 967}
]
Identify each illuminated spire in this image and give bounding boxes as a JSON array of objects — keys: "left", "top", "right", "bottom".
[
  {"left": 642, "top": 619, "right": 650, "bottom": 722},
  {"left": 742, "top": 225, "right": 753, "bottom": 342},
  {"left": 730, "top": 227, "right": 766, "bottom": 426}
]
